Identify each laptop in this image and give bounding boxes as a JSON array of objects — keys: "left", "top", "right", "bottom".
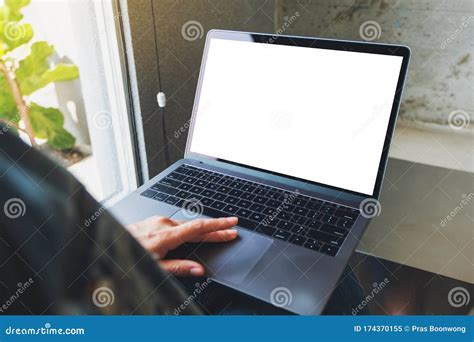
[{"left": 111, "top": 30, "right": 410, "bottom": 315}]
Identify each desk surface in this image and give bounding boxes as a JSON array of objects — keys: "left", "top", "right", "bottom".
[{"left": 183, "top": 251, "right": 473, "bottom": 315}]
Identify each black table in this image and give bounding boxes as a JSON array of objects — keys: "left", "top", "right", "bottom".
[{"left": 178, "top": 251, "right": 473, "bottom": 315}]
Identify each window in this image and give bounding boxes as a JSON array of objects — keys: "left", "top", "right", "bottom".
[{"left": 1, "top": 0, "right": 137, "bottom": 204}]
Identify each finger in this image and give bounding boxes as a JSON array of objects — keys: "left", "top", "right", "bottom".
[
  {"left": 165, "top": 217, "right": 238, "bottom": 249},
  {"left": 190, "top": 229, "right": 238, "bottom": 243},
  {"left": 160, "top": 259, "right": 205, "bottom": 277}
]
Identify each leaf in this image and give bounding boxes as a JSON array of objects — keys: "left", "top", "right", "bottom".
[
  {"left": 0, "top": 73, "right": 18, "bottom": 120},
  {"left": 0, "top": 22, "right": 33, "bottom": 51},
  {"left": 16, "top": 41, "right": 79, "bottom": 95},
  {"left": 29, "top": 102, "right": 75, "bottom": 150},
  {"left": 4, "top": 0, "right": 31, "bottom": 21}
]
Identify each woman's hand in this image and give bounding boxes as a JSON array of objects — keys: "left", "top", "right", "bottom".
[{"left": 127, "top": 216, "right": 238, "bottom": 277}]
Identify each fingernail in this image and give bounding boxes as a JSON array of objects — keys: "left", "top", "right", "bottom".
[
  {"left": 227, "top": 217, "right": 238, "bottom": 224},
  {"left": 228, "top": 229, "right": 238, "bottom": 236},
  {"left": 190, "top": 267, "right": 204, "bottom": 276}
]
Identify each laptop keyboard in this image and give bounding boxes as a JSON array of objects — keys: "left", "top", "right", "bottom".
[{"left": 140, "top": 164, "right": 360, "bottom": 257}]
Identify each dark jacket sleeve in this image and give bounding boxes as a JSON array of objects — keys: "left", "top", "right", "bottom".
[{"left": 0, "top": 129, "right": 201, "bottom": 315}]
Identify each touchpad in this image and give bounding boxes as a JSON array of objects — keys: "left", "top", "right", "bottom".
[{"left": 171, "top": 210, "right": 273, "bottom": 285}]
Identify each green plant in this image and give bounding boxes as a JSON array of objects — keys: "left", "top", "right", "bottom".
[{"left": 0, "top": 0, "right": 79, "bottom": 149}]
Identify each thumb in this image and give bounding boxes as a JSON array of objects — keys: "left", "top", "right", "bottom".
[{"left": 159, "top": 259, "right": 205, "bottom": 277}]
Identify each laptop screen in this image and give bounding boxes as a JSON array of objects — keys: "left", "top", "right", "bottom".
[{"left": 189, "top": 38, "right": 404, "bottom": 196}]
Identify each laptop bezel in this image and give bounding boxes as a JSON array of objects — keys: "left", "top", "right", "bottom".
[{"left": 184, "top": 29, "right": 410, "bottom": 200}]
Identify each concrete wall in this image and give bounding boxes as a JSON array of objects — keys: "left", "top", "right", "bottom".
[{"left": 126, "top": 0, "right": 473, "bottom": 177}]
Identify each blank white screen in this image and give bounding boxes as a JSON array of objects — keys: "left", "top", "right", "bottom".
[{"left": 190, "top": 38, "right": 403, "bottom": 195}]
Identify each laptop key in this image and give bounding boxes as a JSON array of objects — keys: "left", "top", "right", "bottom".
[
  {"left": 175, "top": 191, "right": 191, "bottom": 199},
  {"left": 152, "top": 184, "right": 179, "bottom": 195},
  {"left": 307, "top": 230, "right": 342, "bottom": 247},
  {"left": 229, "top": 181, "right": 244, "bottom": 189},
  {"left": 277, "top": 211, "right": 292, "bottom": 220},
  {"left": 254, "top": 196, "right": 268, "bottom": 205},
  {"left": 189, "top": 186, "right": 204, "bottom": 195},
  {"left": 320, "top": 224, "right": 348, "bottom": 238},
  {"left": 153, "top": 192, "right": 168, "bottom": 201},
  {"left": 290, "top": 235, "right": 306, "bottom": 246},
  {"left": 207, "top": 183, "right": 219, "bottom": 190},
  {"left": 201, "top": 197, "right": 214, "bottom": 206},
  {"left": 217, "top": 186, "right": 231, "bottom": 193},
  {"left": 225, "top": 196, "right": 239, "bottom": 204},
  {"left": 223, "top": 205, "right": 238, "bottom": 214},
  {"left": 164, "top": 196, "right": 180, "bottom": 205},
  {"left": 229, "top": 189, "right": 243, "bottom": 197},
  {"left": 184, "top": 176, "right": 198, "bottom": 184},
  {"left": 167, "top": 172, "right": 185, "bottom": 181},
  {"left": 177, "top": 183, "right": 192, "bottom": 191},
  {"left": 337, "top": 211, "right": 359, "bottom": 221},
  {"left": 249, "top": 212, "right": 265, "bottom": 222},
  {"left": 291, "top": 225, "right": 307, "bottom": 236},
  {"left": 210, "top": 201, "right": 226, "bottom": 210},
  {"left": 196, "top": 180, "right": 208, "bottom": 187},
  {"left": 241, "top": 184, "right": 256, "bottom": 193},
  {"left": 236, "top": 200, "right": 251, "bottom": 208},
  {"left": 307, "top": 220, "right": 322, "bottom": 229},
  {"left": 160, "top": 178, "right": 181, "bottom": 188},
  {"left": 213, "top": 192, "right": 227, "bottom": 201},
  {"left": 141, "top": 189, "right": 157, "bottom": 198},
  {"left": 321, "top": 214, "right": 338, "bottom": 225},
  {"left": 236, "top": 208, "right": 251, "bottom": 218},
  {"left": 249, "top": 203, "right": 264, "bottom": 213},
  {"left": 303, "top": 241, "right": 321, "bottom": 251},
  {"left": 277, "top": 220, "right": 294, "bottom": 231},
  {"left": 258, "top": 225, "right": 276, "bottom": 237},
  {"left": 266, "top": 191, "right": 282, "bottom": 200},
  {"left": 321, "top": 206, "right": 336, "bottom": 215},
  {"left": 294, "top": 198, "right": 308, "bottom": 207},
  {"left": 266, "top": 199, "right": 281, "bottom": 208},
  {"left": 306, "top": 201, "right": 322, "bottom": 211},
  {"left": 320, "top": 244, "right": 339, "bottom": 256},
  {"left": 262, "top": 207, "right": 276, "bottom": 215},
  {"left": 254, "top": 187, "right": 268, "bottom": 196},
  {"left": 241, "top": 193, "right": 256, "bottom": 201},
  {"left": 292, "top": 215, "right": 307, "bottom": 225},
  {"left": 274, "top": 230, "right": 291, "bottom": 241},
  {"left": 201, "top": 190, "right": 215, "bottom": 198},
  {"left": 338, "top": 219, "right": 354, "bottom": 229},
  {"left": 293, "top": 207, "right": 308, "bottom": 216}
]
